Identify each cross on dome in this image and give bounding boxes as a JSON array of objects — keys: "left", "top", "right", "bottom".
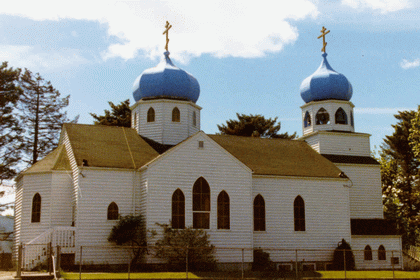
[
  {"left": 132, "top": 21, "right": 200, "bottom": 103},
  {"left": 163, "top": 21, "right": 172, "bottom": 52},
  {"left": 317, "top": 26, "right": 330, "bottom": 53}
]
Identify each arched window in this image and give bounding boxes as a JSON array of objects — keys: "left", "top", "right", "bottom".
[
  {"left": 364, "top": 245, "right": 372, "bottom": 260},
  {"left": 172, "top": 107, "right": 180, "bottom": 122},
  {"left": 31, "top": 193, "right": 41, "bottom": 223},
  {"left": 294, "top": 196, "right": 305, "bottom": 231},
  {"left": 147, "top": 107, "right": 155, "bottom": 122},
  {"left": 217, "top": 191, "right": 230, "bottom": 229},
  {"left": 192, "top": 111, "right": 197, "bottom": 127},
  {"left": 350, "top": 111, "right": 354, "bottom": 127},
  {"left": 335, "top": 108, "right": 348, "bottom": 125},
  {"left": 304, "top": 111, "right": 311, "bottom": 127},
  {"left": 378, "top": 245, "right": 386, "bottom": 260},
  {"left": 193, "top": 177, "right": 210, "bottom": 229},
  {"left": 133, "top": 112, "right": 137, "bottom": 128},
  {"left": 172, "top": 189, "right": 185, "bottom": 229},
  {"left": 316, "top": 108, "right": 330, "bottom": 125},
  {"left": 107, "top": 202, "right": 119, "bottom": 220},
  {"left": 254, "top": 194, "right": 265, "bottom": 231}
]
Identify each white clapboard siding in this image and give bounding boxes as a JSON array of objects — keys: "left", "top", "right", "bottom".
[
  {"left": 50, "top": 172, "right": 74, "bottom": 226},
  {"left": 302, "top": 132, "right": 371, "bottom": 157},
  {"left": 63, "top": 130, "right": 79, "bottom": 226},
  {"left": 19, "top": 174, "right": 53, "bottom": 243},
  {"left": 134, "top": 171, "right": 145, "bottom": 216},
  {"left": 351, "top": 235, "right": 403, "bottom": 270},
  {"left": 336, "top": 164, "right": 383, "bottom": 219},
  {"left": 145, "top": 132, "right": 253, "bottom": 263},
  {"left": 252, "top": 176, "right": 351, "bottom": 262},
  {"left": 13, "top": 180, "right": 23, "bottom": 262},
  {"left": 75, "top": 168, "right": 136, "bottom": 264},
  {"left": 133, "top": 99, "right": 201, "bottom": 145},
  {"left": 135, "top": 101, "right": 165, "bottom": 143}
]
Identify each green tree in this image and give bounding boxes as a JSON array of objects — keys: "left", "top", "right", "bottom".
[
  {"left": 0, "top": 62, "right": 23, "bottom": 181},
  {"left": 154, "top": 224, "right": 215, "bottom": 271},
  {"left": 90, "top": 99, "right": 131, "bottom": 127},
  {"left": 19, "top": 69, "right": 73, "bottom": 165},
  {"left": 381, "top": 110, "right": 420, "bottom": 247},
  {"left": 217, "top": 113, "right": 296, "bottom": 139},
  {"left": 409, "top": 105, "right": 420, "bottom": 158},
  {"left": 108, "top": 215, "right": 147, "bottom": 267}
]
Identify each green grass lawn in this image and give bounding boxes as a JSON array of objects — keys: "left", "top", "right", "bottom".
[
  {"left": 61, "top": 272, "right": 199, "bottom": 279},
  {"left": 61, "top": 270, "right": 420, "bottom": 279},
  {"left": 318, "top": 270, "right": 420, "bottom": 279}
]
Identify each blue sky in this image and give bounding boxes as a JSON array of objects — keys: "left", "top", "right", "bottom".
[{"left": 1, "top": 0, "right": 419, "bottom": 151}]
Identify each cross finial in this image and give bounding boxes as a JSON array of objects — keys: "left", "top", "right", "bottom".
[
  {"left": 163, "top": 21, "right": 172, "bottom": 52},
  {"left": 317, "top": 26, "right": 330, "bottom": 53}
]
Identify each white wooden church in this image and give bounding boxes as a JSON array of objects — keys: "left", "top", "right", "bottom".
[{"left": 14, "top": 28, "right": 402, "bottom": 271}]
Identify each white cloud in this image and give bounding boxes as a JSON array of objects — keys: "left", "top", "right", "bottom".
[
  {"left": 355, "top": 107, "right": 416, "bottom": 114},
  {"left": 341, "top": 0, "right": 411, "bottom": 13},
  {"left": 400, "top": 58, "right": 420, "bottom": 69},
  {"left": 0, "top": 45, "right": 90, "bottom": 72},
  {"left": 0, "top": 0, "right": 319, "bottom": 62}
]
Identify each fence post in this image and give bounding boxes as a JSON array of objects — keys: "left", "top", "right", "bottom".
[
  {"left": 295, "top": 249, "right": 298, "bottom": 280},
  {"left": 17, "top": 244, "right": 22, "bottom": 279},
  {"left": 186, "top": 246, "right": 189, "bottom": 280},
  {"left": 241, "top": 248, "right": 244, "bottom": 279},
  {"left": 344, "top": 249, "right": 346, "bottom": 280},
  {"left": 127, "top": 252, "right": 131, "bottom": 280},
  {"left": 48, "top": 242, "right": 52, "bottom": 275},
  {"left": 56, "top": 245, "right": 61, "bottom": 278},
  {"left": 79, "top": 246, "right": 83, "bottom": 280},
  {"left": 392, "top": 251, "right": 395, "bottom": 279}
]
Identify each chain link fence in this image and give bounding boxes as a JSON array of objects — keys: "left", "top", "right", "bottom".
[{"left": 16, "top": 244, "right": 405, "bottom": 279}]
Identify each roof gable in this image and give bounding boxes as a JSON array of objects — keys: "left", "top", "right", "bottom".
[
  {"left": 63, "top": 123, "right": 160, "bottom": 169},
  {"left": 143, "top": 131, "right": 252, "bottom": 174},
  {"left": 23, "top": 145, "right": 71, "bottom": 174},
  {"left": 209, "top": 135, "right": 343, "bottom": 178}
]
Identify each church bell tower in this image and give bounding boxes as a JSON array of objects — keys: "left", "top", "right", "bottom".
[
  {"left": 130, "top": 22, "right": 201, "bottom": 145},
  {"left": 298, "top": 27, "right": 371, "bottom": 158}
]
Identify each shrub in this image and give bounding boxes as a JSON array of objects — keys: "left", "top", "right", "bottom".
[
  {"left": 332, "top": 239, "right": 355, "bottom": 270},
  {"left": 252, "top": 249, "right": 274, "bottom": 271},
  {"left": 108, "top": 215, "right": 146, "bottom": 267},
  {"left": 154, "top": 224, "right": 215, "bottom": 271}
]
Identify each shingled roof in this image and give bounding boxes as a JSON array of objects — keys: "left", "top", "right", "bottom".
[
  {"left": 351, "top": 219, "right": 398, "bottom": 235},
  {"left": 209, "top": 134, "right": 343, "bottom": 178},
  {"left": 23, "top": 145, "right": 71, "bottom": 173},
  {"left": 24, "top": 125, "right": 345, "bottom": 179},
  {"left": 63, "top": 123, "right": 160, "bottom": 169}
]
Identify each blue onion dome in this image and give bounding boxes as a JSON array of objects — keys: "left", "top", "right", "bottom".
[
  {"left": 133, "top": 51, "right": 200, "bottom": 103},
  {"left": 300, "top": 53, "right": 352, "bottom": 103}
]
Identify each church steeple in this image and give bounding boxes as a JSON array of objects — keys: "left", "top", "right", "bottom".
[
  {"left": 299, "top": 27, "right": 354, "bottom": 136},
  {"left": 131, "top": 22, "right": 202, "bottom": 145}
]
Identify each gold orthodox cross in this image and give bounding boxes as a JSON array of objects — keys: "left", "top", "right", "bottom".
[
  {"left": 163, "top": 21, "right": 172, "bottom": 52},
  {"left": 317, "top": 26, "right": 330, "bottom": 53}
]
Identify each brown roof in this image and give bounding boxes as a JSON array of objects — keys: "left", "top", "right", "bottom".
[
  {"left": 209, "top": 135, "right": 343, "bottom": 178},
  {"left": 322, "top": 154, "right": 379, "bottom": 165},
  {"left": 63, "top": 123, "right": 160, "bottom": 169},
  {"left": 23, "top": 145, "right": 71, "bottom": 173},
  {"left": 351, "top": 219, "right": 398, "bottom": 235}
]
